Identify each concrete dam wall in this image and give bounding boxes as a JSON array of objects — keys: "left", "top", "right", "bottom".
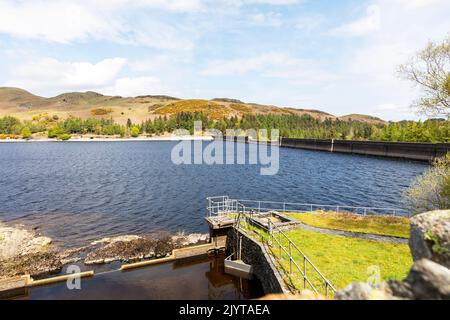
[{"left": 280, "top": 138, "right": 450, "bottom": 162}]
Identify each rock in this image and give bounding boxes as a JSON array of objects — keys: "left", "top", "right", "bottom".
[
  {"left": 0, "top": 252, "right": 62, "bottom": 280},
  {"left": 409, "top": 210, "right": 450, "bottom": 268},
  {"left": 90, "top": 235, "right": 142, "bottom": 246},
  {"left": 85, "top": 237, "right": 157, "bottom": 265},
  {"left": 58, "top": 246, "right": 90, "bottom": 265},
  {"left": 335, "top": 282, "right": 395, "bottom": 300},
  {"left": 386, "top": 280, "right": 414, "bottom": 299},
  {"left": 404, "top": 259, "right": 450, "bottom": 300},
  {"left": 0, "top": 223, "right": 53, "bottom": 260},
  {"left": 171, "top": 233, "right": 209, "bottom": 247}
]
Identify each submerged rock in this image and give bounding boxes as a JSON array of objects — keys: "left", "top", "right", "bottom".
[
  {"left": 0, "top": 252, "right": 62, "bottom": 280},
  {"left": 409, "top": 210, "right": 450, "bottom": 268},
  {"left": 171, "top": 233, "right": 209, "bottom": 247},
  {"left": 85, "top": 237, "right": 158, "bottom": 265}
]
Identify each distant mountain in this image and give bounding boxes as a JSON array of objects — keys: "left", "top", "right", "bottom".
[
  {"left": 339, "top": 114, "right": 386, "bottom": 125},
  {"left": 0, "top": 87, "right": 386, "bottom": 125}
]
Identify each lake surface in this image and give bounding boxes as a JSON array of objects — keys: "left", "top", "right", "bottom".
[{"left": 0, "top": 141, "right": 427, "bottom": 247}]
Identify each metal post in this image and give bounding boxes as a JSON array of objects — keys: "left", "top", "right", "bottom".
[
  {"left": 283, "top": 202, "right": 286, "bottom": 212},
  {"left": 258, "top": 201, "right": 261, "bottom": 213},
  {"left": 279, "top": 232, "right": 282, "bottom": 259},
  {"left": 303, "top": 257, "right": 307, "bottom": 289},
  {"left": 289, "top": 241, "right": 292, "bottom": 275}
]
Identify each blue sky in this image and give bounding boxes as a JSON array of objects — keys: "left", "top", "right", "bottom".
[{"left": 0, "top": 0, "right": 449, "bottom": 120}]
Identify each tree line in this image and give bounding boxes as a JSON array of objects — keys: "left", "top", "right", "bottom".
[{"left": 0, "top": 112, "right": 448, "bottom": 142}]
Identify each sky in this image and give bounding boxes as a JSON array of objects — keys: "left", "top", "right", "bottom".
[{"left": 0, "top": 0, "right": 449, "bottom": 121}]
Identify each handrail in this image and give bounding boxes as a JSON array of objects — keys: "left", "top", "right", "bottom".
[
  {"left": 230, "top": 201, "right": 336, "bottom": 297},
  {"left": 206, "top": 196, "right": 409, "bottom": 217}
]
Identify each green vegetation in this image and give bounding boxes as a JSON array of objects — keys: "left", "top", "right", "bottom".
[
  {"left": 58, "top": 133, "right": 71, "bottom": 141},
  {"left": 21, "top": 127, "right": 31, "bottom": 139},
  {"left": 286, "top": 212, "right": 410, "bottom": 238},
  {"left": 0, "top": 112, "right": 449, "bottom": 142},
  {"left": 404, "top": 153, "right": 450, "bottom": 213},
  {"left": 90, "top": 108, "right": 112, "bottom": 116},
  {"left": 130, "top": 126, "right": 140, "bottom": 138},
  {"left": 399, "top": 36, "right": 449, "bottom": 118},
  {"left": 279, "top": 228, "right": 412, "bottom": 291},
  {"left": 241, "top": 221, "right": 411, "bottom": 295}
]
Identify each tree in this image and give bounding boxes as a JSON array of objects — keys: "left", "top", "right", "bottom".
[
  {"left": 399, "top": 36, "right": 450, "bottom": 118},
  {"left": 21, "top": 127, "right": 32, "bottom": 139},
  {"left": 130, "top": 126, "right": 140, "bottom": 138},
  {"left": 404, "top": 153, "right": 450, "bottom": 214}
]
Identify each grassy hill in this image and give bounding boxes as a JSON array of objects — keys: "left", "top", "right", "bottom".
[{"left": 0, "top": 87, "right": 385, "bottom": 125}]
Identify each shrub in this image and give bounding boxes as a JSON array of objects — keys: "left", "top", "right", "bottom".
[
  {"left": 404, "top": 153, "right": 450, "bottom": 214},
  {"left": 90, "top": 108, "right": 112, "bottom": 116},
  {"left": 48, "top": 127, "right": 64, "bottom": 138},
  {"left": 58, "top": 134, "right": 71, "bottom": 141},
  {"left": 130, "top": 126, "right": 140, "bottom": 138},
  {"left": 21, "top": 127, "right": 32, "bottom": 139}
]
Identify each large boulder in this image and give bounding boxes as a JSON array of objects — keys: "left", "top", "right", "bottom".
[
  {"left": 403, "top": 259, "right": 450, "bottom": 300},
  {"left": 409, "top": 210, "right": 450, "bottom": 268}
]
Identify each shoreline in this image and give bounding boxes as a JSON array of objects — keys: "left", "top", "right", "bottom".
[{"left": 0, "top": 135, "right": 214, "bottom": 143}]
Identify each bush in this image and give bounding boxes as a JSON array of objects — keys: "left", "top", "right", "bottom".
[
  {"left": 130, "top": 126, "right": 140, "bottom": 138},
  {"left": 58, "top": 134, "right": 71, "bottom": 141},
  {"left": 91, "top": 108, "right": 112, "bottom": 116},
  {"left": 404, "top": 153, "right": 450, "bottom": 214},
  {"left": 48, "top": 127, "right": 64, "bottom": 138},
  {"left": 21, "top": 127, "right": 32, "bottom": 139}
]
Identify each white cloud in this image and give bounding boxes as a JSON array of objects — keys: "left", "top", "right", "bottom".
[
  {"left": 331, "top": 5, "right": 381, "bottom": 37},
  {"left": 0, "top": 1, "right": 117, "bottom": 43},
  {"left": 201, "top": 52, "right": 335, "bottom": 85},
  {"left": 4, "top": 57, "right": 127, "bottom": 95},
  {"left": 0, "top": 0, "right": 197, "bottom": 49},
  {"left": 97, "top": 77, "right": 164, "bottom": 97},
  {"left": 394, "top": 0, "right": 443, "bottom": 9},
  {"left": 249, "top": 12, "right": 283, "bottom": 27}
]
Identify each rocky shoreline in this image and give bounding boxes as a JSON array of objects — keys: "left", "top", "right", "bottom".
[{"left": 0, "top": 222, "right": 208, "bottom": 280}]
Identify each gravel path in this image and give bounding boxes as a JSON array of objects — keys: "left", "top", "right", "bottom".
[{"left": 297, "top": 222, "right": 408, "bottom": 244}]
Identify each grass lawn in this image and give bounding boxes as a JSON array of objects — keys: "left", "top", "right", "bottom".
[
  {"left": 267, "top": 227, "right": 412, "bottom": 294},
  {"left": 285, "top": 211, "right": 410, "bottom": 239}
]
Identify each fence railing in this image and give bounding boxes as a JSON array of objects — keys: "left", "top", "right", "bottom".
[
  {"left": 207, "top": 196, "right": 409, "bottom": 217},
  {"left": 229, "top": 202, "right": 336, "bottom": 297}
]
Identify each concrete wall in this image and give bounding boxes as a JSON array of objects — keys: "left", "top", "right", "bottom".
[
  {"left": 281, "top": 138, "right": 450, "bottom": 162},
  {"left": 226, "top": 229, "right": 286, "bottom": 294}
]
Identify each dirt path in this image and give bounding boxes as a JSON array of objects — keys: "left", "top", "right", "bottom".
[{"left": 297, "top": 222, "right": 408, "bottom": 244}]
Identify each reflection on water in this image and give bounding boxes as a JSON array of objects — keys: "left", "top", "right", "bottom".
[{"left": 16, "top": 255, "right": 265, "bottom": 300}]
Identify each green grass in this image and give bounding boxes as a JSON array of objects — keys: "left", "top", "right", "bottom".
[
  {"left": 241, "top": 221, "right": 411, "bottom": 296},
  {"left": 278, "top": 228, "right": 412, "bottom": 293},
  {"left": 286, "top": 211, "right": 410, "bottom": 239}
]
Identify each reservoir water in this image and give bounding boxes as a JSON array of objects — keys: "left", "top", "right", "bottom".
[
  {"left": 17, "top": 255, "right": 264, "bottom": 300},
  {"left": 0, "top": 141, "right": 427, "bottom": 248}
]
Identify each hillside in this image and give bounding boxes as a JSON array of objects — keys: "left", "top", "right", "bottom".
[{"left": 0, "top": 87, "right": 385, "bottom": 125}]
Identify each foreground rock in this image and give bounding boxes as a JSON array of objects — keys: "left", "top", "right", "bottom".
[
  {"left": 84, "top": 233, "right": 209, "bottom": 265},
  {"left": 336, "top": 210, "right": 450, "bottom": 300},
  {"left": 1, "top": 223, "right": 210, "bottom": 279},
  {"left": 336, "top": 259, "right": 450, "bottom": 300},
  {"left": 409, "top": 210, "right": 450, "bottom": 269},
  {"left": 0, "top": 223, "right": 52, "bottom": 260},
  {"left": 0, "top": 252, "right": 62, "bottom": 280}
]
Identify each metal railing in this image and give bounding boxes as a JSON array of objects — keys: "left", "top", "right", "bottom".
[
  {"left": 224, "top": 200, "right": 337, "bottom": 297},
  {"left": 207, "top": 196, "right": 409, "bottom": 217}
]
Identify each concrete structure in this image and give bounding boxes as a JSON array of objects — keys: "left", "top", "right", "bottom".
[{"left": 281, "top": 138, "right": 450, "bottom": 162}]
